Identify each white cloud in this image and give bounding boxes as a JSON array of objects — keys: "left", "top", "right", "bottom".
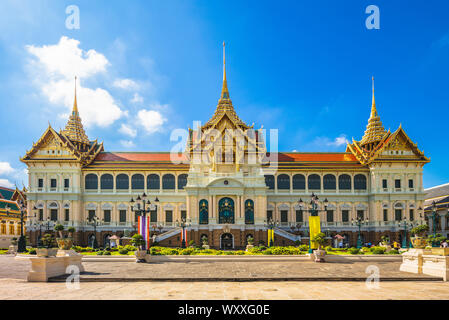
[
  {"left": 26, "top": 36, "right": 124, "bottom": 128},
  {"left": 328, "top": 134, "right": 350, "bottom": 147},
  {"left": 120, "top": 140, "right": 136, "bottom": 148},
  {"left": 119, "top": 124, "right": 137, "bottom": 138},
  {"left": 131, "top": 93, "right": 144, "bottom": 104},
  {"left": 0, "top": 162, "right": 15, "bottom": 175},
  {"left": 137, "top": 108, "right": 166, "bottom": 134},
  {"left": 26, "top": 36, "right": 108, "bottom": 79},
  {"left": 113, "top": 78, "right": 139, "bottom": 90},
  {"left": 0, "top": 179, "right": 14, "bottom": 189}
]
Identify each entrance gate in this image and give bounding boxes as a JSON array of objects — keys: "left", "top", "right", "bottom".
[{"left": 220, "top": 233, "right": 234, "bottom": 250}]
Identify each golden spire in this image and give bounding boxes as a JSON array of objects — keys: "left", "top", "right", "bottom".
[
  {"left": 73, "top": 76, "right": 78, "bottom": 115},
  {"left": 360, "top": 76, "right": 386, "bottom": 147},
  {"left": 62, "top": 77, "right": 90, "bottom": 146},
  {"left": 220, "top": 41, "right": 230, "bottom": 100}
]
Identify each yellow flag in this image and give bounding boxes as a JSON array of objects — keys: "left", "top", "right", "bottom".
[{"left": 309, "top": 216, "right": 321, "bottom": 249}]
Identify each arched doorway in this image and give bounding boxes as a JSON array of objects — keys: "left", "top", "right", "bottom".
[
  {"left": 220, "top": 233, "right": 234, "bottom": 250},
  {"left": 219, "top": 197, "right": 235, "bottom": 224}
]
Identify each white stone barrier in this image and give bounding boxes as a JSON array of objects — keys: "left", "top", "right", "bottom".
[
  {"left": 400, "top": 248, "right": 448, "bottom": 281},
  {"left": 17, "top": 249, "right": 84, "bottom": 282}
]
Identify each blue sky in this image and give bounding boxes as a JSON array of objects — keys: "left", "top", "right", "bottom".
[{"left": 0, "top": 0, "right": 448, "bottom": 188}]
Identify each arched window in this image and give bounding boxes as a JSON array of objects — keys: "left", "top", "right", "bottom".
[
  {"left": 338, "top": 174, "right": 351, "bottom": 190},
  {"left": 178, "top": 174, "right": 188, "bottom": 190},
  {"left": 308, "top": 174, "right": 321, "bottom": 190},
  {"left": 131, "top": 174, "right": 144, "bottom": 190},
  {"left": 265, "top": 175, "right": 275, "bottom": 190},
  {"left": 323, "top": 174, "right": 336, "bottom": 190},
  {"left": 116, "top": 174, "right": 129, "bottom": 190},
  {"left": 354, "top": 174, "right": 367, "bottom": 190},
  {"left": 100, "top": 174, "right": 113, "bottom": 189},
  {"left": 85, "top": 174, "right": 98, "bottom": 190},
  {"left": 277, "top": 174, "right": 290, "bottom": 190},
  {"left": 147, "top": 174, "right": 160, "bottom": 190},
  {"left": 199, "top": 199, "right": 208, "bottom": 224},
  {"left": 219, "top": 197, "right": 235, "bottom": 224},
  {"left": 245, "top": 199, "right": 254, "bottom": 225},
  {"left": 162, "top": 174, "right": 175, "bottom": 190},
  {"left": 293, "top": 174, "right": 305, "bottom": 190}
]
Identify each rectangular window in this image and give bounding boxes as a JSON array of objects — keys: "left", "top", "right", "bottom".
[
  {"left": 50, "top": 179, "right": 57, "bottom": 188},
  {"left": 280, "top": 210, "right": 288, "bottom": 223},
  {"left": 1, "top": 224, "right": 5, "bottom": 234},
  {"left": 409, "top": 209, "right": 414, "bottom": 221},
  {"left": 382, "top": 179, "right": 387, "bottom": 189},
  {"left": 88, "top": 210, "right": 95, "bottom": 221},
  {"left": 166, "top": 210, "right": 173, "bottom": 223},
  {"left": 64, "top": 179, "right": 70, "bottom": 188},
  {"left": 181, "top": 210, "right": 187, "bottom": 221},
  {"left": 327, "top": 210, "right": 334, "bottom": 222},
  {"left": 64, "top": 209, "right": 69, "bottom": 221},
  {"left": 9, "top": 224, "right": 14, "bottom": 235},
  {"left": 342, "top": 210, "right": 349, "bottom": 222},
  {"left": 39, "top": 209, "right": 43, "bottom": 221},
  {"left": 38, "top": 179, "right": 43, "bottom": 188},
  {"left": 119, "top": 210, "right": 127, "bottom": 223},
  {"left": 395, "top": 179, "right": 401, "bottom": 188},
  {"left": 50, "top": 209, "right": 58, "bottom": 221},
  {"left": 267, "top": 210, "right": 273, "bottom": 221},
  {"left": 408, "top": 179, "right": 414, "bottom": 188},
  {"left": 357, "top": 210, "right": 364, "bottom": 220},
  {"left": 383, "top": 209, "right": 388, "bottom": 222},
  {"left": 296, "top": 210, "right": 303, "bottom": 222},
  {"left": 395, "top": 209, "right": 402, "bottom": 221},
  {"left": 150, "top": 210, "right": 157, "bottom": 223},
  {"left": 104, "top": 210, "right": 111, "bottom": 223}
]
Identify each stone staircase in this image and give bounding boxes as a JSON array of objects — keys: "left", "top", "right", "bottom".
[
  {"left": 274, "top": 227, "right": 301, "bottom": 242},
  {"left": 154, "top": 227, "right": 181, "bottom": 242}
]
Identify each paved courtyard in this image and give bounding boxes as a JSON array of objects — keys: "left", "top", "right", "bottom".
[{"left": 1, "top": 255, "right": 448, "bottom": 299}]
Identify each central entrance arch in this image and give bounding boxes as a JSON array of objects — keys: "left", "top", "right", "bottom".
[
  {"left": 220, "top": 233, "right": 234, "bottom": 250},
  {"left": 219, "top": 197, "right": 235, "bottom": 224}
]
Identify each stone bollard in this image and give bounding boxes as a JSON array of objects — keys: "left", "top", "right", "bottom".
[{"left": 26, "top": 250, "right": 85, "bottom": 282}]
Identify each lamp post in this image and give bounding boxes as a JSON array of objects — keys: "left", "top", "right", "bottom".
[
  {"left": 431, "top": 201, "right": 438, "bottom": 237},
  {"left": 6, "top": 200, "right": 27, "bottom": 252},
  {"left": 264, "top": 218, "right": 279, "bottom": 247},
  {"left": 176, "top": 217, "right": 190, "bottom": 248},
  {"left": 86, "top": 213, "right": 101, "bottom": 249},
  {"left": 31, "top": 206, "right": 45, "bottom": 247},
  {"left": 398, "top": 217, "right": 413, "bottom": 249},
  {"left": 130, "top": 193, "right": 159, "bottom": 250},
  {"left": 352, "top": 216, "right": 369, "bottom": 249},
  {"left": 298, "top": 194, "right": 328, "bottom": 252}
]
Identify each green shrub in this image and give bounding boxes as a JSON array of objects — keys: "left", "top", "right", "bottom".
[
  {"left": 348, "top": 247, "right": 360, "bottom": 255},
  {"left": 387, "top": 249, "right": 399, "bottom": 255},
  {"left": 371, "top": 246, "right": 386, "bottom": 254},
  {"left": 125, "top": 244, "right": 137, "bottom": 251},
  {"left": 28, "top": 248, "right": 36, "bottom": 255},
  {"left": 180, "top": 248, "right": 195, "bottom": 255},
  {"left": 294, "top": 240, "right": 301, "bottom": 246},
  {"left": 299, "top": 244, "right": 309, "bottom": 252},
  {"left": 96, "top": 251, "right": 104, "bottom": 255},
  {"left": 119, "top": 248, "right": 129, "bottom": 255},
  {"left": 103, "top": 251, "right": 111, "bottom": 255},
  {"left": 361, "top": 247, "right": 370, "bottom": 253},
  {"left": 325, "top": 245, "right": 333, "bottom": 252}
]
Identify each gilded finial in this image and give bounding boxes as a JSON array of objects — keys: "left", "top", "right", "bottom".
[
  {"left": 73, "top": 76, "right": 78, "bottom": 115},
  {"left": 220, "top": 41, "right": 229, "bottom": 100},
  {"left": 360, "top": 76, "right": 386, "bottom": 147}
]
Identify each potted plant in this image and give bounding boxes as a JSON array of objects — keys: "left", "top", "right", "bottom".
[
  {"left": 131, "top": 234, "right": 147, "bottom": 262},
  {"left": 54, "top": 224, "right": 74, "bottom": 250},
  {"left": 201, "top": 236, "right": 209, "bottom": 250},
  {"left": 37, "top": 233, "right": 58, "bottom": 257},
  {"left": 311, "top": 232, "right": 327, "bottom": 262},
  {"left": 246, "top": 236, "right": 254, "bottom": 251},
  {"left": 410, "top": 224, "right": 429, "bottom": 249}
]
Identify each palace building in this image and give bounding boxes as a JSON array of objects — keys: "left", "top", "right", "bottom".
[{"left": 22, "top": 46, "right": 430, "bottom": 249}]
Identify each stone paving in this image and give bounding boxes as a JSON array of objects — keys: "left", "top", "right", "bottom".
[
  {"left": 0, "top": 255, "right": 438, "bottom": 281},
  {"left": 1, "top": 255, "right": 448, "bottom": 300},
  {"left": 1, "top": 279, "right": 449, "bottom": 300}
]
